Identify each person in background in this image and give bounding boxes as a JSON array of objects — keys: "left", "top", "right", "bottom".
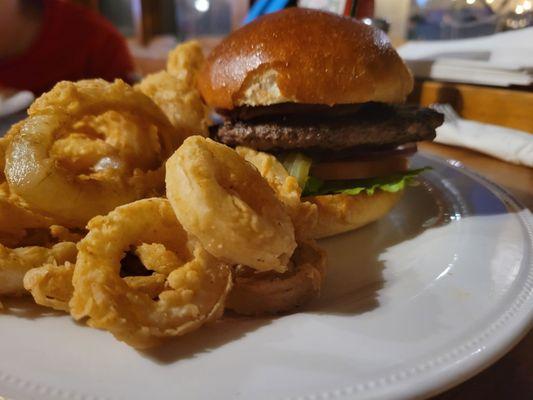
[{"left": 0, "top": 0, "right": 135, "bottom": 95}]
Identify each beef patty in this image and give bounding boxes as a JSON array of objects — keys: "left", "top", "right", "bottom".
[{"left": 212, "top": 103, "right": 443, "bottom": 152}]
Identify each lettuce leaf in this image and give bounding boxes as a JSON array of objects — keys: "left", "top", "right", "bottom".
[{"left": 302, "top": 168, "right": 429, "bottom": 197}]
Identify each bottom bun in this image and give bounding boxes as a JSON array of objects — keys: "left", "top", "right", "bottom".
[
  {"left": 226, "top": 241, "right": 327, "bottom": 315},
  {"left": 304, "top": 190, "right": 403, "bottom": 239}
]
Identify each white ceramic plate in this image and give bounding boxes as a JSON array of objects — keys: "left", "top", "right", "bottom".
[{"left": 1, "top": 153, "right": 532, "bottom": 400}]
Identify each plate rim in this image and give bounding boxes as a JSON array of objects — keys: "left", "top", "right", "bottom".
[{"left": 289, "top": 153, "right": 533, "bottom": 400}]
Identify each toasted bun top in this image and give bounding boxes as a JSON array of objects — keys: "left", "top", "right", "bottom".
[{"left": 198, "top": 8, "right": 413, "bottom": 110}]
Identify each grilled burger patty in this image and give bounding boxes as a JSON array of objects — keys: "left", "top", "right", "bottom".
[{"left": 212, "top": 103, "right": 443, "bottom": 152}]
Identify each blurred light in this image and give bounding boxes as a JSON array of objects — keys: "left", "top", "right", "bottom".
[
  {"left": 524, "top": 1, "right": 532, "bottom": 11},
  {"left": 466, "top": 0, "right": 475, "bottom": 4},
  {"left": 486, "top": 0, "right": 494, "bottom": 4},
  {"left": 194, "top": 0, "right": 209, "bottom": 12},
  {"left": 515, "top": 4, "right": 524, "bottom": 14}
]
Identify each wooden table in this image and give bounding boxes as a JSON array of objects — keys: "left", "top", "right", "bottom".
[
  {"left": 410, "top": 80, "right": 533, "bottom": 133},
  {"left": 420, "top": 142, "right": 533, "bottom": 399}
]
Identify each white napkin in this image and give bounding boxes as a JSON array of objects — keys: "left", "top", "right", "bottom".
[
  {"left": 398, "top": 28, "right": 533, "bottom": 87},
  {"left": 436, "top": 119, "right": 533, "bottom": 167},
  {"left": 0, "top": 91, "right": 34, "bottom": 118}
]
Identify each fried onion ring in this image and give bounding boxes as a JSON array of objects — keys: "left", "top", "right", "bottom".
[
  {"left": 166, "top": 137, "right": 296, "bottom": 273},
  {"left": 0, "top": 124, "right": 15, "bottom": 179},
  {"left": 136, "top": 41, "right": 210, "bottom": 136},
  {"left": 226, "top": 240, "right": 327, "bottom": 315},
  {"left": 0, "top": 241, "right": 77, "bottom": 297},
  {"left": 0, "top": 131, "right": 53, "bottom": 243},
  {"left": 0, "top": 182, "right": 53, "bottom": 247},
  {"left": 23, "top": 247, "right": 174, "bottom": 313},
  {"left": 23, "top": 262, "right": 74, "bottom": 311},
  {"left": 4, "top": 79, "right": 183, "bottom": 228},
  {"left": 235, "top": 146, "right": 318, "bottom": 240},
  {"left": 69, "top": 198, "right": 232, "bottom": 349},
  {"left": 166, "top": 40, "right": 205, "bottom": 83},
  {"left": 24, "top": 262, "right": 179, "bottom": 313}
]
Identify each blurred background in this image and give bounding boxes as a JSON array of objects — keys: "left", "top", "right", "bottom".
[
  {"left": 66, "top": 1, "right": 533, "bottom": 92},
  {"left": 85, "top": 1, "right": 533, "bottom": 58},
  {"left": 88, "top": 0, "right": 533, "bottom": 43},
  {"left": 1, "top": 1, "right": 532, "bottom": 85},
  {"left": 0, "top": 0, "right": 531, "bottom": 132}
]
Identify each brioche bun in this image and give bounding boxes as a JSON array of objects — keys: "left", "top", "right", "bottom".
[
  {"left": 197, "top": 8, "right": 413, "bottom": 110},
  {"left": 305, "top": 190, "right": 403, "bottom": 239}
]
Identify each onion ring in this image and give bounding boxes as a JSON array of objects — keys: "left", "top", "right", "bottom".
[
  {"left": 23, "top": 245, "right": 173, "bottom": 313},
  {"left": 166, "top": 136, "right": 296, "bottom": 273},
  {"left": 235, "top": 146, "right": 318, "bottom": 240},
  {"left": 69, "top": 198, "right": 232, "bottom": 349},
  {"left": 0, "top": 131, "right": 53, "bottom": 243},
  {"left": 136, "top": 41, "right": 210, "bottom": 136},
  {"left": 166, "top": 40, "right": 204, "bottom": 83},
  {"left": 226, "top": 240, "right": 327, "bottom": 315},
  {"left": 0, "top": 126, "right": 13, "bottom": 179},
  {"left": 0, "top": 241, "right": 77, "bottom": 297},
  {"left": 49, "top": 109, "right": 167, "bottom": 174},
  {"left": 0, "top": 182, "right": 53, "bottom": 247},
  {"left": 48, "top": 225, "right": 85, "bottom": 243},
  {"left": 4, "top": 79, "right": 183, "bottom": 228},
  {"left": 23, "top": 262, "right": 74, "bottom": 312},
  {"left": 24, "top": 265, "right": 177, "bottom": 313}
]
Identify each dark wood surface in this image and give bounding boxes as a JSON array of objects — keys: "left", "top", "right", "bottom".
[
  {"left": 409, "top": 81, "right": 533, "bottom": 134},
  {"left": 421, "top": 142, "right": 532, "bottom": 400}
]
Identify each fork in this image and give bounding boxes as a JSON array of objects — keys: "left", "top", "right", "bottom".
[{"left": 430, "top": 103, "right": 461, "bottom": 125}]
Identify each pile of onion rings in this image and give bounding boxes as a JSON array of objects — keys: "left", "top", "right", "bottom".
[
  {"left": 0, "top": 78, "right": 180, "bottom": 306},
  {"left": 0, "top": 123, "right": 82, "bottom": 303},
  {"left": 0, "top": 77, "right": 186, "bottom": 315},
  {"left": 0, "top": 42, "right": 329, "bottom": 349},
  {"left": 4, "top": 79, "right": 183, "bottom": 228}
]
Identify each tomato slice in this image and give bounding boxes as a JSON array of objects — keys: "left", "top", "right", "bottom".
[{"left": 311, "top": 156, "right": 409, "bottom": 180}]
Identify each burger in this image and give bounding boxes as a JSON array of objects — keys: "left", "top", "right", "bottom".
[{"left": 197, "top": 8, "right": 443, "bottom": 238}]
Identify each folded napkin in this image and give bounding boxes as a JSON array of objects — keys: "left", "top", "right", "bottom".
[
  {"left": 398, "top": 27, "right": 533, "bottom": 87},
  {"left": 436, "top": 118, "right": 533, "bottom": 168},
  {"left": 0, "top": 91, "right": 34, "bottom": 118}
]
